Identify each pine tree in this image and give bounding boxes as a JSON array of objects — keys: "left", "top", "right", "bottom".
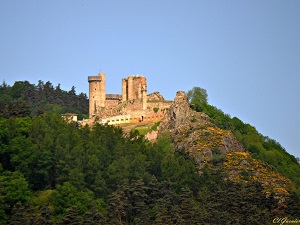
[
  {"left": 130, "top": 179, "right": 151, "bottom": 225},
  {"left": 62, "top": 206, "right": 81, "bottom": 225},
  {"left": 154, "top": 190, "right": 176, "bottom": 225},
  {"left": 284, "top": 191, "right": 300, "bottom": 216},
  {"left": 82, "top": 209, "right": 105, "bottom": 225},
  {"left": 177, "top": 188, "right": 200, "bottom": 225},
  {"left": 38, "top": 204, "right": 54, "bottom": 225},
  {"left": 9, "top": 201, "right": 26, "bottom": 225},
  {"left": 107, "top": 185, "right": 130, "bottom": 224}
]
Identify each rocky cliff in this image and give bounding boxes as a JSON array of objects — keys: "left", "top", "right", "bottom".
[{"left": 158, "top": 91, "right": 244, "bottom": 167}]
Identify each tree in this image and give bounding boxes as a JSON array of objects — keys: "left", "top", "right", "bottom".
[
  {"left": 0, "top": 80, "right": 89, "bottom": 117},
  {"left": 0, "top": 187, "right": 8, "bottom": 224},
  {"left": 187, "top": 86, "right": 208, "bottom": 111},
  {"left": 50, "top": 182, "right": 93, "bottom": 219},
  {"left": 83, "top": 209, "right": 105, "bottom": 225},
  {"left": 7, "top": 100, "right": 31, "bottom": 118},
  {"left": 0, "top": 99, "right": 9, "bottom": 118},
  {"left": 62, "top": 206, "right": 81, "bottom": 225},
  {"left": 8, "top": 201, "right": 26, "bottom": 225},
  {"left": 0, "top": 171, "right": 32, "bottom": 207},
  {"left": 37, "top": 204, "right": 54, "bottom": 225},
  {"left": 177, "top": 188, "right": 200, "bottom": 224},
  {"left": 129, "top": 179, "right": 151, "bottom": 225},
  {"left": 153, "top": 188, "right": 177, "bottom": 225},
  {"left": 107, "top": 184, "right": 131, "bottom": 224}
]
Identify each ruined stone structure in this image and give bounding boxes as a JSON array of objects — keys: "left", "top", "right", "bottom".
[
  {"left": 88, "top": 73, "right": 148, "bottom": 117},
  {"left": 147, "top": 91, "right": 165, "bottom": 101},
  {"left": 87, "top": 72, "right": 172, "bottom": 125},
  {"left": 122, "top": 75, "right": 147, "bottom": 110},
  {"left": 88, "top": 72, "right": 106, "bottom": 117}
]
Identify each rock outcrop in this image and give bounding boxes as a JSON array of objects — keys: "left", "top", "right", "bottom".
[{"left": 158, "top": 91, "right": 244, "bottom": 167}]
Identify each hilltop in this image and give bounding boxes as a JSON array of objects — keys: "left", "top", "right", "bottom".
[{"left": 0, "top": 80, "right": 300, "bottom": 224}]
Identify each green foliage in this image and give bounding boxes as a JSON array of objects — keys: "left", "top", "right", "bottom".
[
  {"left": 151, "top": 121, "right": 161, "bottom": 131},
  {"left": 0, "top": 171, "right": 32, "bottom": 206},
  {"left": 153, "top": 107, "right": 159, "bottom": 113},
  {"left": 0, "top": 80, "right": 88, "bottom": 118},
  {"left": 132, "top": 121, "right": 162, "bottom": 135},
  {"left": 191, "top": 114, "right": 197, "bottom": 122},
  {"left": 0, "top": 108, "right": 299, "bottom": 223},
  {"left": 133, "top": 126, "right": 150, "bottom": 136},
  {"left": 187, "top": 86, "right": 208, "bottom": 110},
  {"left": 0, "top": 170, "right": 32, "bottom": 223},
  {"left": 209, "top": 154, "right": 226, "bottom": 166},
  {"left": 50, "top": 182, "right": 94, "bottom": 218},
  {"left": 31, "top": 190, "right": 54, "bottom": 206},
  {"left": 8, "top": 201, "right": 26, "bottom": 225}
]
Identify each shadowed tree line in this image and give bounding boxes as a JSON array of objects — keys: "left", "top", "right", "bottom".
[{"left": 0, "top": 80, "right": 88, "bottom": 119}]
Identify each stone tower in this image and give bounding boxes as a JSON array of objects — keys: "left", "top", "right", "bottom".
[
  {"left": 88, "top": 72, "right": 106, "bottom": 117},
  {"left": 122, "top": 75, "right": 147, "bottom": 110}
]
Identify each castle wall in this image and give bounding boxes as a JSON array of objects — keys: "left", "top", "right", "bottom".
[
  {"left": 102, "top": 113, "right": 165, "bottom": 125},
  {"left": 105, "top": 99, "right": 120, "bottom": 108},
  {"left": 147, "top": 101, "right": 173, "bottom": 112},
  {"left": 106, "top": 94, "right": 121, "bottom": 108}
]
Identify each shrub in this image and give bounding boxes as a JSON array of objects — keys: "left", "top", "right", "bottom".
[{"left": 153, "top": 107, "right": 159, "bottom": 113}]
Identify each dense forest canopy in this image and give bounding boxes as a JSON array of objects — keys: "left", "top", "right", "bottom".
[
  {"left": 0, "top": 80, "right": 88, "bottom": 119},
  {"left": 0, "top": 82, "right": 299, "bottom": 224}
]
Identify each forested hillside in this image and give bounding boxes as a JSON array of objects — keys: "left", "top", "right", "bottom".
[
  {"left": 0, "top": 84, "right": 300, "bottom": 224},
  {"left": 0, "top": 81, "right": 88, "bottom": 119},
  {"left": 1, "top": 114, "right": 299, "bottom": 224}
]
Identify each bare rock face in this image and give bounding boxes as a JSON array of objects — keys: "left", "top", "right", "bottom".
[
  {"left": 145, "top": 130, "right": 158, "bottom": 141},
  {"left": 164, "top": 91, "right": 191, "bottom": 130},
  {"left": 158, "top": 91, "right": 244, "bottom": 167},
  {"left": 159, "top": 91, "right": 208, "bottom": 132}
]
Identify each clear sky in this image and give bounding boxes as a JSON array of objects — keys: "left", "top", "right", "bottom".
[{"left": 1, "top": 0, "right": 299, "bottom": 158}]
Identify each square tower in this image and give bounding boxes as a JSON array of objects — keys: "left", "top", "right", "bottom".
[{"left": 122, "top": 75, "right": 147, "bottom": 110}]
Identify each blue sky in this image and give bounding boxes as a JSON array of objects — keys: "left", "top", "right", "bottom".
[{"left": 1, "top": 0, "right": 300, "bottom": 158}]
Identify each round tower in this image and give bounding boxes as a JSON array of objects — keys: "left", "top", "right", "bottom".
[{"left": 88, "top": 72, "right": 106, "bottom": 118}]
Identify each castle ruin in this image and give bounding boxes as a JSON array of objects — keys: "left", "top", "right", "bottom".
[{"left": 87, "top": 72, "right": 172, "bottom": 125}]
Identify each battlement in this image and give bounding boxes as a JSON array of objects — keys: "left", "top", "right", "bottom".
[{"left": 88, "top": 76, "right": 102, "bottom": 82}]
